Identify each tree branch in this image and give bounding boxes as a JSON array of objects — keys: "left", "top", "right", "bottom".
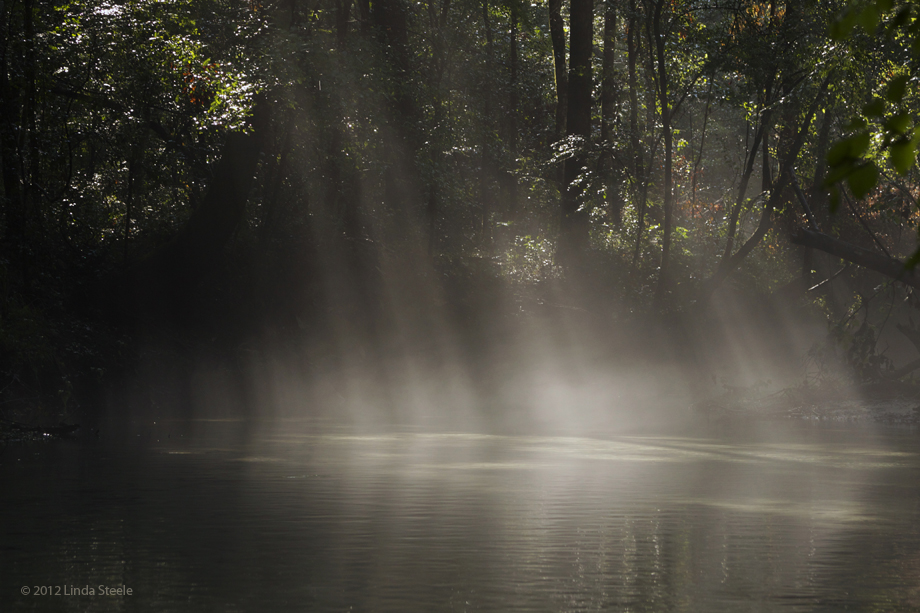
[
  {"left": 790, "top": 228, "right": 920, "bottom": 290},
  {"left": 702, "top": 75, "right": 831, "bottom": 300},
  {"left": 790, "top": 171, "right": 818, "bottom": 230}
]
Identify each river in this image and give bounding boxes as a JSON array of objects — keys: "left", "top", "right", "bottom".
[{"left": 2, "top": 418, "right": 919, "bottom": 611}]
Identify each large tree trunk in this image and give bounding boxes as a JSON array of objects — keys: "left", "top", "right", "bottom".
[
  {"left": 600, "top": 0, "right": 622, "bottom": 226},
  {"left": 548, "top": 0, "right": 567, "bottom": 141},
  {"left": 356, "top": 0, "right": 371, "bottom": 34},
  {"left": 601, "top": 0, "right": 617, "bottom": 142},
  {"left": 479, "top": 0, "right": 494, "bottom": 250},
  {"left": 652, "top": 0, "right": 673, "bottom": 305},
  {"left": 503, "top": 3, "right": 520, "bottom": 234},
  {"left": 426, "top": 0, "right": 451, "bottom": 255},
  {"left": 373, "top": 0, "right": 412, "bottom": 120},
  {"left": 558, "top": 0, "right": 593, "bottom": 266},
  {"left": 373, "top": 0, "right": 423, "bottom": 219},
  {"left": 811, "top": 107, "right": 833, "bottom": 221},
  {"left": 0, "top": 61, "right": 24, "bottom": 258},
  {"left": 627, "top": 0, "right": 647, "bottom": 266},
  {"left": 0, "top": 0, "right": 29, "bottom": 273},
  {"left": 335, "top": 0, "right": 353, "bottom": 48}
]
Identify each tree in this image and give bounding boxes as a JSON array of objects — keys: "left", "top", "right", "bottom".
[
  {"left": 651, "top": 0, "right": 675, "bottom": 304},
  {"left": 824, "top": 0, "right": 920, "bottom": 213},
  {"left": 557, "top": 0, "right": 593, "bottom": 266},
  {"left": 548, "top": 0, "right": 567, "bottom": 140},
  {"left": 777, "top": 0, "right": 920, "bottom": 291},
  {"left": 697, "top": 0, "right": 835, "bottom": 299}
]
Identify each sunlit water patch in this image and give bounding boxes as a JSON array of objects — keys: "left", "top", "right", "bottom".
[{"left": 2, "top": 421, "right": 919, "bottom": 612}]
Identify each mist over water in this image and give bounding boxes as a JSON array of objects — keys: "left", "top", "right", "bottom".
[
  {"left": 8, "top": 219, "right": 918, "bottom": 613},
  {"left": 113, "top": 257, "right": 835, "bottom": 443}
]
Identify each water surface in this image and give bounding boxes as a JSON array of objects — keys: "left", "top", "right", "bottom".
[{"left": 2, "top": 419, "right": 919, "bottom": 611}]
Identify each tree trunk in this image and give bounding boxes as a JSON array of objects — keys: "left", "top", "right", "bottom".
[
  {"left": 356, "top": 0, "right": 371, "bottom": 35},
  {"left": 627, "top": 1, "right": 646, "bottom": 265},
  {"left": 373, "top": 0, "right": 413, "bottom": 123},
  {"left": 373, "top": 0, "right": 426, "bottom": 236},
  {"left": 721, "top": 117, "right": 767, "bottom": 263},
  {"left": 601, "top": 0, "right": 617, "bottom": 142},
  {"left": 548, "top": 0, "right": 567, "bottom": 141},
  {"left": 811, "top": 107, "right": 832, "bottom": 220},
  {"left": 558, "top": 0, "right": 593, "bottom": 266},
  {"left": 426, "top": 0, "right": 451, "bottom": 255},
  {"left": 653, "top": 0, "right": 673, "bottom": 305},
  {"left": 0, "top": 0, "right": 24, "bottom": 259},
  {"left": 504, "top": 3, "right": 520, "bottom": 233},
  {"left": 479, "top": 0, "right": 494, "bottom": 249},
  {"left": 336, "top": 0, "right": 353, "bottom": 49},
  {"left": 600, "top": 0, "right": 623, "bottom": 225},
  {"left": 0, "top": 0, "right": 34, "bottom": 278},
  {"left": 702, "top": 77, "right": 830, "bottom": 299},
  {"left": 691, "top": 80, "right": 712, "bottom": 208},
  {"left": 761, "top": 123, "right": 772, "bottom": 192}
]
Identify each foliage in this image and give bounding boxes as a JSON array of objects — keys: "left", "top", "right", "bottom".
[
  {"left": 4, "top": 0, "right": 920, "bottom": 414},
  {"left": 825, "top": 0, "right": 920, "bottom": 212}
]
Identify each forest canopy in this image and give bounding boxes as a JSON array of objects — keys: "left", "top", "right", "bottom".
[{"left": 3, "top": 0, "right": 920, "bottom": 414}]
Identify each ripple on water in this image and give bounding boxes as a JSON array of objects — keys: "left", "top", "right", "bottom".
[{"left": 1, "top": 423, "right": 919, "bottom": 612}]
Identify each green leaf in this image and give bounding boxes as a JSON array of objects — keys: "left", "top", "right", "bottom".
[
  {"left": 886, "top": 74, "right": 909, "bottom": 103},
  {"left": 875, "top": 0, "right": 894, "bottom": 12},
  {"left": 845, "top": 117, "right": 868, "bottom": 130},
  {"left": 846, "top": 162, "right": 879, "bottom": 198},
  {"left": 909, "top": 15, "right": 920, "bottom": 35},
  {"left": 893, "top": 5, "right": 911, "bottom": 27},
  {"left": 827, "top": 131, "right": 871, "bottom": 165},
  {"left": 890, "top": 138, "right": 917, "bottom": 175},
  {"left": 827, "top": 141, "right": 849, "bottom": 167},
  {"left": 863, "top": 98, "right": 886, "bottom": 117},
  {"left": 884, "top": 111, "right": 912, "bottom": 135},
  {"left": 830, "top": 9, "right": 859, "bottom": 39},
  {"left": 850, "top": 131, "right": 871, "bottom": 157},
  {"left": 859, "top": 6, "right": 879, "bottom": 32},
  {"left": 824, "top": 164, "right": 852, "bottom": 188}
]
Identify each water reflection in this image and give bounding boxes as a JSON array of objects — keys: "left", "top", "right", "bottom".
[{"left": 2, "top": 422, "right": 919, "bottom": 611}]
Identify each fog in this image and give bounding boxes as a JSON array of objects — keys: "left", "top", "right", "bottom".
[{"left": 106, "top": 238, "right": 849, "bottom": 441}]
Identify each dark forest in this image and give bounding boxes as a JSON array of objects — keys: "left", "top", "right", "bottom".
[{"left": 3, "top": 0, "right": 920, "bottom": 426}]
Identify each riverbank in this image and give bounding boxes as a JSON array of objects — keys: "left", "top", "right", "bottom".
[{"left": 692, "top": 380, "right": 920, "bottom": 426}]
